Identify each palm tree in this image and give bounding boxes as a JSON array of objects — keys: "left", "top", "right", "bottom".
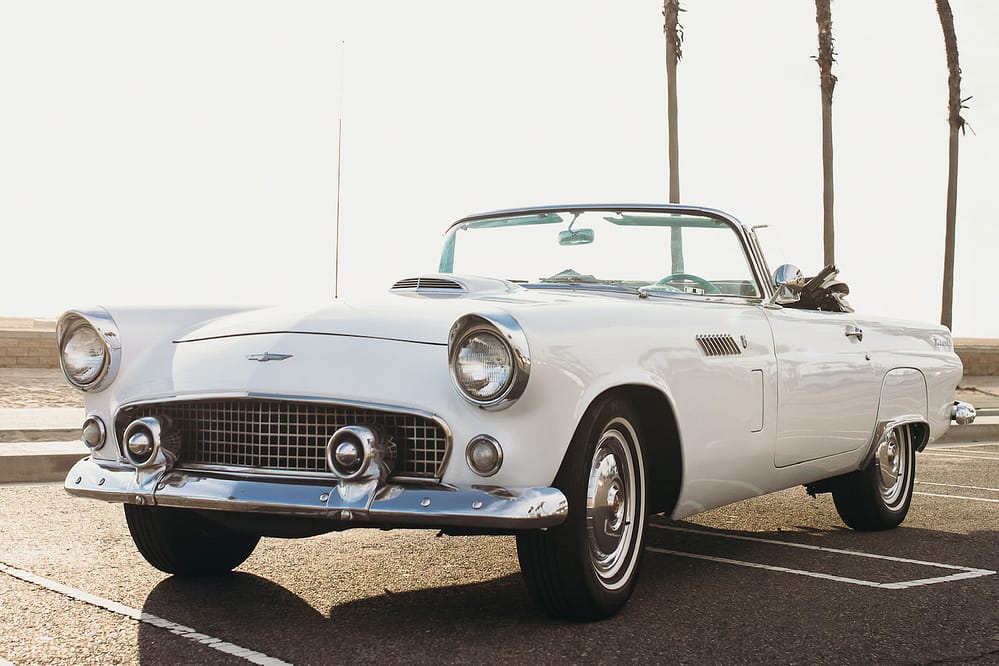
[
  {"left": 935, "top": 0, "right": 968, "bottom": 330},
  {"left": 663, "top": 0, "right": 684, "bottom": 271},
  {"left": 814, "top": 0, "right": 836, "bottom": 267}
]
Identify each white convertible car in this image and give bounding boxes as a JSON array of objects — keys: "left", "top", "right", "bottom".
[{"left": 59, "top": 204, "right": 976, "bottom": 620}]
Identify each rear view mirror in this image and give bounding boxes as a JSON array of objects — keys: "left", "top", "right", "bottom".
[
  {"left": 558, "top": 228, "right": 594, "bottom": 246},
  {"left": 771, "top": 264, "right": 805, "bottom": 305}
]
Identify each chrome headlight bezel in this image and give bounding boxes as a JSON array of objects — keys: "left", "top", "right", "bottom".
[
  {"left": 448, "top": 313, "right": 530, "bottom": 411},
  {"left": 56, "top": 309, "right": 121, "bottom": 392}
]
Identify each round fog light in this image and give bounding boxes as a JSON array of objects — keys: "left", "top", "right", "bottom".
[
  {"left": 81, "top": 416, "right": 106, "bottom": 450},
  {"left": 335, "top": 440, "right": 364, "bottom": 473},
  {"left": 127, "top": 429, "right": 153, "bottom": 462},
  {"left": 466, "top": 435, "right": 503, "bottom": 477},
  {"left": 122, "top": 416, "right": 165, "bottom": 467}
]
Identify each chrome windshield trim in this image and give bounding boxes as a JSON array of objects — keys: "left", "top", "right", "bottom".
[{"left": 443, "top": 204, "right": 769, "bottom": 304}]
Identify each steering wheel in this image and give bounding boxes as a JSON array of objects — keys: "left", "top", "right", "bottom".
[{"left": 655, "top": 273, "right": 721, "bottom": 294}]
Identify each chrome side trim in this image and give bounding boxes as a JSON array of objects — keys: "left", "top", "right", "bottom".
[
  {"left": 64, "top": 458, "right": 568, "bottom": 530},
  {"left": 56, "top": 308, "right": 122, "bottom": 392}
]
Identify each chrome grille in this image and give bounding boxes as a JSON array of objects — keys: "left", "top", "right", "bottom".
[{"left": 115, "top": 398, "right": 449, "bottom": 479}]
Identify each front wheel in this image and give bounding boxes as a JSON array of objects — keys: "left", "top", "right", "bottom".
[
  {"left": 832, "top": 424, "right": 916, "bottom": 531},
  {"left": 124, "top": 504, "right": 260, "bottom": 575},
  {"left": 517, "top": 398, "right": 648, "bottom": 621}
]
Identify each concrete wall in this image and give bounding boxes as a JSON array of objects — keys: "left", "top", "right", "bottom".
[
  {"left": 954, "top": 340, "right": 999, "bottom": 377},
  {"left": 1, "top": 327, "right": 997, "bottom": 375},
  {"left": 0, "top": 330, "right": 59, "bottom": 369}
]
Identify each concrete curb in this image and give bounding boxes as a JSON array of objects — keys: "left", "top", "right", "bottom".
[
  {"left": 936, "top": 422, "right": 999, "bottom": 445},
  {"left": 0, "top": 428, "right": 80, "bottom": 443},
  {"left": 0, "top": 441, "right": 87, "bottom": 484}
]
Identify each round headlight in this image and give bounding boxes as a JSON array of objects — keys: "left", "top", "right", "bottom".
[
  {"left": 454, "top": 331, "right": 513, "bottom": 401},
  {"left": 61, "top": 323, "right": 108, "bottom": 387},
  {"left": 448, "top": 314, "right": 531, "bottom": 410}
]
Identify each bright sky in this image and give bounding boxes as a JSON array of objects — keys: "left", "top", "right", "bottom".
[{"left": 2, "top": 1, "right": 997, "bottom": 337}]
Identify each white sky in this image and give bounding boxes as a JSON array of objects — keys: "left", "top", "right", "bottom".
[{"left": 2, "top": 1, "right": 997, "bottom": 337}]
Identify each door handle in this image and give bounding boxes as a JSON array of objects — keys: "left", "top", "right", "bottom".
[{"left": 845, "top": 326, "right": 863, "bottom": 342}]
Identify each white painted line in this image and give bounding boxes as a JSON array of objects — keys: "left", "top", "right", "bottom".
[
  {"left": 914, "top": 492, "right": 999, "bottom": 504},
  {"left": 0, "top": 562, "right": 292, "bottom": 666},
  {"left": 0, "top": 656, "right": 15, "bottom": 666},
  {"left": 649, "top": 525, "right": 995, "bottom": 589},
  {"left": 916, "top": 481, "right": 999, "bottom": 493},
  {"left": 921, "top": 452, "right": 999, "bottom": 462}
]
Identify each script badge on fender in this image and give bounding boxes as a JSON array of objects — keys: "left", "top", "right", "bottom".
[{"left": 246, "top": 353, "right": 294, "bottom": 362}]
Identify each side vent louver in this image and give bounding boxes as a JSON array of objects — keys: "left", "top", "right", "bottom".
[
  {"left": 696, "top": 334, "right": 742, "bottom": 357},
  {"left": 391, "top": 277, "right": 465, "bottom": 292}
]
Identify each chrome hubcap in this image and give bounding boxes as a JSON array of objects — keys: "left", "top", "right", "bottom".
[
  {"left": 586, "top": 423, "right": 638, "bottom": 586},
  {"left": 875, "top": 427, "right": 910, "bottom": 507}
]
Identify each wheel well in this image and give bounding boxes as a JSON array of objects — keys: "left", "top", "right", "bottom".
[{"left": 589, "top": 385, "right": 683, "bottom": 516}]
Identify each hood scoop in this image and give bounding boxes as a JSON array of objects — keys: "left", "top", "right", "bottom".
[
  {"left": 390, "top": 274, "right": 522, "bottom": 298},
  {"left": 391, "top": 276, "right": 466, "bottom": 292}
]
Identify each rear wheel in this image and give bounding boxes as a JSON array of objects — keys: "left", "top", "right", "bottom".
[
  {"left": 832, "top": 424, "right": 915, "bottom": 531},
  {"left": 124, "top": 504, "right": 260, "bottom": 575},
  {"left": 517, "top": 397, "right": 648, "bottom": 621}
]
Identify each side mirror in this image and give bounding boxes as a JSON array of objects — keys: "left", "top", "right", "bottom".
[
  {"left": 772, "top": 264, "right": 805, "bottom": 305},
  {"left": 558, "top": 228, "right": 594, "bottom": 246}
]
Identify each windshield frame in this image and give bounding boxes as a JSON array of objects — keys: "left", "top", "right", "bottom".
[{"left": 441, "top": 204, "right": 773, "bottom": 302}]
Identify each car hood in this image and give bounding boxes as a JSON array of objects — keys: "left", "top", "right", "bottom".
[{"left": 173, "top": 275, "right": 567, "bottom": 346}]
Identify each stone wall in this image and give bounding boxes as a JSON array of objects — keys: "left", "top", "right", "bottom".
[
  {"left": 0, "top": 330, "right": 59, "bottom": 369},
  {"left": 954, "top": 340, "right": 999, "bottom": 377}
]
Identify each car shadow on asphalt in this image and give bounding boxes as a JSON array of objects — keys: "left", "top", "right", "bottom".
[{"left": 135, "top": 521, "right": 998, "bottom": 665}]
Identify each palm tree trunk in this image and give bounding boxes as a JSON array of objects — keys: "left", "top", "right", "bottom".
[
  {"left": 664, "top": 0, "right": 683, "bottom": 271},
  {"left": 936, "top": 0, "right": 963, "bottom": 330},
  {"left": 815, "top": 0, "right": 836, "bottom": 267}
]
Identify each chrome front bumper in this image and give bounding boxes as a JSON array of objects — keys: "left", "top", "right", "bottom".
[{"left": 64, "top": 458, "right": 568, "bottom": 530}]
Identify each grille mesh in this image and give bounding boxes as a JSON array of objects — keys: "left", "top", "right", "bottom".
[{"left": 115, "top": 398, "right": 448, "bottom": 479}]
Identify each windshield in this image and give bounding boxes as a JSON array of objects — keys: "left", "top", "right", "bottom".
[{"left": 439, "top": 209, "right": 761, "bottom": 298}]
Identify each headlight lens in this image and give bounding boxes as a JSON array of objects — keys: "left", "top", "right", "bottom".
[
  {"left": 61, "top": 323, "right": 108, "bottom": 386},
  {"left": 449, "top": 313, "right": 530, "bottom": 410},
  {"left": 454, "top": 331, "right": 513, "bottom": 400}
]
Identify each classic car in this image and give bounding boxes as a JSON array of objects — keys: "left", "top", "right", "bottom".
[{"left": 58, "top": 204, "right": 977, "bottom": 621}]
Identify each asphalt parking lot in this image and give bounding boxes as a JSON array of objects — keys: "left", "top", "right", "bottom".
[{"left": 1, "top": 442, "right": 996, "bottom": 665}]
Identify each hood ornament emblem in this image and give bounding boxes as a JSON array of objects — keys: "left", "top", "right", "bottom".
[{"left": 247, "top": 353, "right": 293, "bottom": 362}]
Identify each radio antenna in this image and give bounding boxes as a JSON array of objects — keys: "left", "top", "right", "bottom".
[{"left": 334, "top": 40, "right": 345, "bottom": 299}]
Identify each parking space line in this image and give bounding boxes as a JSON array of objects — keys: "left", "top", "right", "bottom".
[
  {"left": 0, "top": 562, "right": 292, "bottom": 666},
  {"left": 648, "top": 525, "right": 995, "bottom": 589},
  {"left": 916, "top": 481, "right": 999, "bottom": 493},
  {"left": 914, "top": 492, "right": 999, "bottom": 504},
  {"left": 921, "top": 452, "right": 999, "bottom": 461}
]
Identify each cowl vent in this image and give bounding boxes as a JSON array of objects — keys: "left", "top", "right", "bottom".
[{"left": 391, "top": 277, "right": 466, "bottom": 292}]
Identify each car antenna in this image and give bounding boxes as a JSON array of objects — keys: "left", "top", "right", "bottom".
[{"left": 334, "top": 40, "right": 345, "bottom": 299}]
